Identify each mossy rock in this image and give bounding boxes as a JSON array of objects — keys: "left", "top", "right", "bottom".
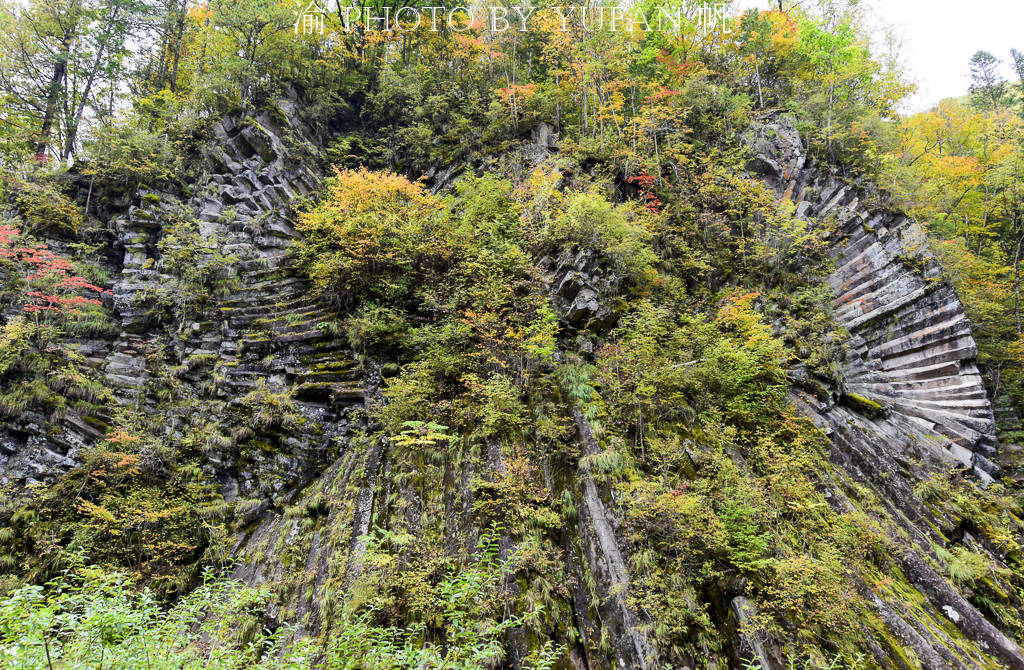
[
  {"left": 792, "top": 374, "right": 833, "bottom": 401},
  {"left": 843, "top": 392, "right": 886, "bottom": 418},
  {"left": 82, "top": 415, "right": 111, "bottom": 432}
]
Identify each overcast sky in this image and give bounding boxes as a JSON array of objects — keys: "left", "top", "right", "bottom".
[{"left": 733, "top": 0, "right": 1024, "bottom": 113}]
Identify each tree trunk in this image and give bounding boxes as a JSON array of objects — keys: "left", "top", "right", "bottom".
[
  {"left": 36, "top": 57, "right": 68, "bottom": 156},
  {"left": 169, "top": 0, "right": 187, "bottom": 92},
  {"left": 1015, "top": 229, "right": 1024, "bottom": 337},
  {"left": 754, "top": 62, "right": 764, "bottom": 109},
  {"left": 63, "top": 37, "right": 111, "bottom": 161}
]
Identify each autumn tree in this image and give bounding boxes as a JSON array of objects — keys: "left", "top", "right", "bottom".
[
  {"left": 0, "top": 0, "right": 142, "bottom": 161},
  {"left": 0, "top": 223, "right": 110, "bottom": 320},
  {"left": 294, "top": 168, "right": 457, "bottom": 306},
  {"left": 883, "top": 90, "right": 1024, "bottom": 414}
]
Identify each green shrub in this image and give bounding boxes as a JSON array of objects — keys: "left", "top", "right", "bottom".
[
  {"left": 0, "top": 567, "right": 315, "bottom": 670},
  {"left": 146, "top": 210, "right": 237, "bottom": 322},
  {"left": 238, "top": 381, "right": 303, "bottom": 432},
  {"left": 9, "top": 179, "right": 82, "bottom": 237}
]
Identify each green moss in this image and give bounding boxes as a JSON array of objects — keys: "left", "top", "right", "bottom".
[
  {"left": 265, "top": 101, "right": 291, "bottom": 127},
  {"left": 83, "top": 415, "right": 111, "bottom": 432},
  {"left": 844, "top": 392, "right": 885, "bottom": 417},
  {"left": 249, "top": 439, "right": 275, "bottom": 453}
]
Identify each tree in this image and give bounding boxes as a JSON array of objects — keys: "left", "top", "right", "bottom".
[
  {"left": 0, "top": 223, "right": 110, "bottom": 319},
  {"left": 883, "top": 97, "right": 1024, "bottom": 412},
  {"left": 294, "top": 168, "right": 458, "bottom": 306},
  {"left": 969, "top": 50, "right": 1008, "bottom": 111},
  {"left": 0, "top": 0, "right": 84, "bottom": 158},
  {"left": 149, "top": 0, "right": 190, "bottom": 92},
  {"left": 1011, "top": 48, "right": 1024, "bottom": 117},
  {"left": 0, "top": 0, "right": 141, "bottom": 161},
  {"left": 59, "top": 0, "right": 142, "bottom": 160},
  {"left": 207, "top": 0, "right": 293, "bottom": 103}
]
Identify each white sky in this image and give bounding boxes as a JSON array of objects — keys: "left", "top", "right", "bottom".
[{"left": 734, "top": 0, "right": 1024, "bottom": 113}]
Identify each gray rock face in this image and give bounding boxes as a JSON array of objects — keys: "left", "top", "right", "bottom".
[
  {"left": 4, "top": 102, "right": 1023, "bottom": 668},
  {"left": 544, "top": 248, "right": 621, "bottom": 331},
  {"left": 731, "top": 596, "right": 774, "bottom": 670},
  {"left": 748, "top": 118, "right": 999, "bottom": 481},
  {"left": 520, "top": 122, "right": 560, "bottom": 164},
  {"left": 574, "top": 409, "right": 658, "bottom": 670},
  {"left": 0, "top": 99, "right": 359, "bottom": 501},
  {"left": 749, "top": 117, "right": 1024, "bottom": 669}
]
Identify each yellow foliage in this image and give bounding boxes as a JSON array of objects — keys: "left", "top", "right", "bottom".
[{"left": 295, "top": 167, "right": 452, "bottom": 303}]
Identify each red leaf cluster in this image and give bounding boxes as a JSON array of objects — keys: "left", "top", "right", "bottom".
[
  {"left": 627, "top": 173, "right": 663, "bottom": 213},
  {"left": 0, "top": 224, "right": 111, "bottom": 315}
]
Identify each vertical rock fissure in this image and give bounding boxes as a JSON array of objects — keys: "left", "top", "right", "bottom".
[
  {"left": 344, "top": 436, "right": 385, "bottom": 586},
  {"left": 573, "top": 408, "right": 658, "bottom": 670}
]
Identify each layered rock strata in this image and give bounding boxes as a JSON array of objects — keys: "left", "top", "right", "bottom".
[
  {"left": 1, "top": 97, "right": 366, "bottom": 504},
  {"left": 749, "top": 118, "right": 1024, "bottom": 669},
  {"left": 748, "top": 119, "right": 1000, "bottom": 481}
]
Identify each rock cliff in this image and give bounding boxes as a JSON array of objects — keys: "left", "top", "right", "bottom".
[
  {"left": 748, "top": 119, "right": 1000, "bottom": 482},
  {"left": 2, "top": 106, "right": 1023, "bottom": 669},
  {"left": 749, "top": 118, "right": 1022, "bottom": 669}
]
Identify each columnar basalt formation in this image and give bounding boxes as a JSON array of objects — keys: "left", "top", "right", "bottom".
[
  {"left": 0, "top": 97, "right": 365, "bottom": 500},
  {"left": 744, "top": 119, "right": 1024, "bottom": 669},
  {"left": 5, "top": 104, "right": 1024, "bottom": 668},
  {"left": 748, "top": 118, "right": 1000, "bottom": 482}
]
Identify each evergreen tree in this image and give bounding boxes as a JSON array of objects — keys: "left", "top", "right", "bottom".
[
  {"left": 969, "top": 49, "right": 1008, "bottom": 111},
  {"left": 1011, "top": 47, "right": 1024, "bottom": 116}
]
